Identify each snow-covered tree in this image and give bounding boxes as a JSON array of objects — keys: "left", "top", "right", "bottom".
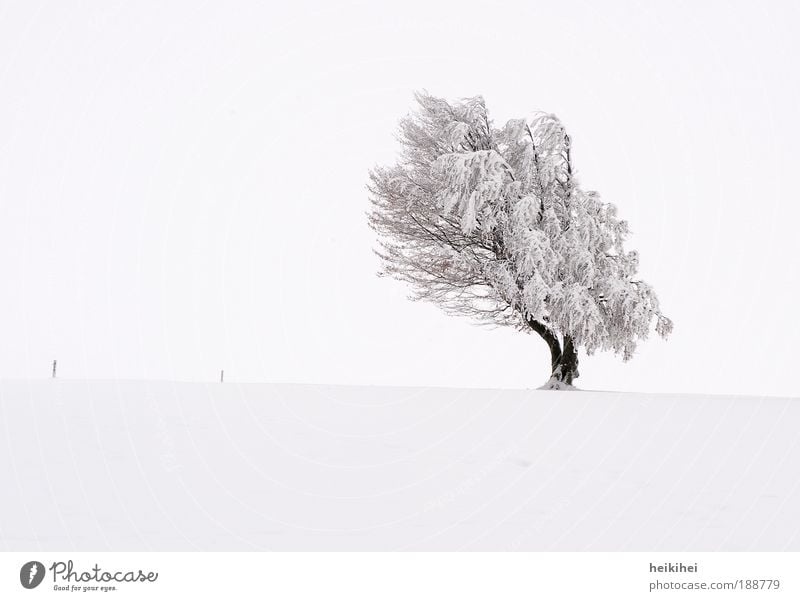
[{"left": 368, "top": 92, "right": 672, "bottom": 388}]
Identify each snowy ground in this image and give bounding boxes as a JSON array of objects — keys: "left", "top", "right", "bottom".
[{"left": 1, "top": 380, "right": 798, "bottom": 551}]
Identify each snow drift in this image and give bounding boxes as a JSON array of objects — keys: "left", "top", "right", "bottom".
[{"left": 0, "top": 380, "right": 797, "bottom": 551}]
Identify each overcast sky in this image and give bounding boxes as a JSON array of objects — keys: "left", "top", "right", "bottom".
[{"left": 0, "top": 0, "right": 798, "bottom": 397}]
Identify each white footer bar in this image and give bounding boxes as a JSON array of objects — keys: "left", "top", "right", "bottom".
[{"left": 1, "top": 552, "right": 797, "bottom": 600}]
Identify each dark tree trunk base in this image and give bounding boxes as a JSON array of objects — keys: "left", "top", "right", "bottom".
[
  {"left": 527, "top": 317, "right": 580, "bottom": 390},
  {"left": 539, "top": 377, "right": 577, "bottom": 390},
  {"left": 551, "top": 335, "right": 579, "bottom": 385}
]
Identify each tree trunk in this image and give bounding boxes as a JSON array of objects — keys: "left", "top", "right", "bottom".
[
  {"left": 552, "top": 335, "right": 579, "bottom": 386},
  {"left": 527, "top": 318, "right": 580, "bottom": 387}
]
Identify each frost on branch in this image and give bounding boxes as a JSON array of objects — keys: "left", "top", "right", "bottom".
[{"left": 368, "top": 92, "right": 672, "bottom": 387}]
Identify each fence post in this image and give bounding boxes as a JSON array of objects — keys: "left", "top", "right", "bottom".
[{"left": 52, "top": 360, "right": 57, "bottom": 378}]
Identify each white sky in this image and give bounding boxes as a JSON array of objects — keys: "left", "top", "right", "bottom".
[{"left": 0, "top": 0, "right": 798, "bottom": 397}]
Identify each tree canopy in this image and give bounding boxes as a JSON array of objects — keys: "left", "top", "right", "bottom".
[{"left": 368, "top": 92, "right": 672, "bottom": 386}]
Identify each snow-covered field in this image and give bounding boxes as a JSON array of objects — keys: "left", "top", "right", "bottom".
[{"left": 1, "top": 380, "right": 798, "bottom": 551}]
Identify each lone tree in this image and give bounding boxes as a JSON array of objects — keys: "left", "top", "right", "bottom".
[{"left": 368, "top": 92, "right": 672, "bottom": 388}]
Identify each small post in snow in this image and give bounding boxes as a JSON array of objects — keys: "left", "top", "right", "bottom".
[
  {"left": 220, "top": 370, "right": 224, "bottom": 383},
  {"left": 52, "top": 359, "right": 57, "bottom": 379}
]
